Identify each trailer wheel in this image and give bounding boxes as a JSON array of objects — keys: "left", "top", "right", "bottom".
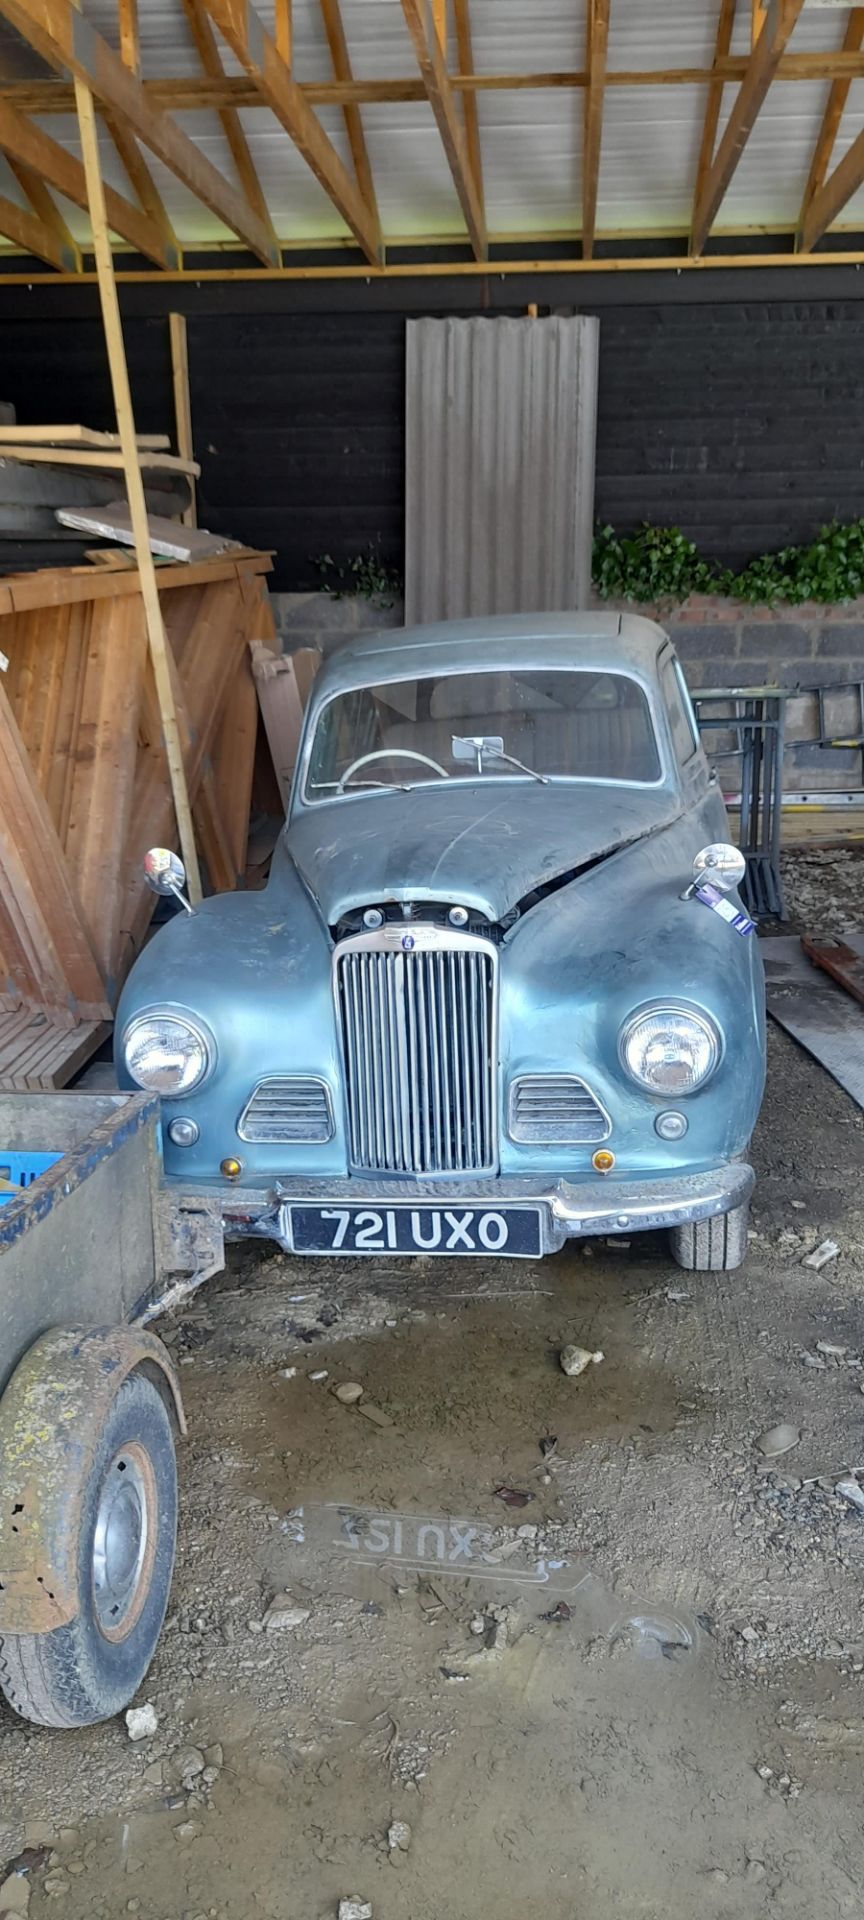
[{"left": 0, "top": 1372, "right": 177, "bottom": 1728}]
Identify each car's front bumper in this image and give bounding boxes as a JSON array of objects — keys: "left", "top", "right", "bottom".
[{"left": 181, "top": 1160, "right": 755, "bottom": 1259}]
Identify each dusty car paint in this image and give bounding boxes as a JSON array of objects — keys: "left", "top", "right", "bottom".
[{"left": 115, "top": 614, "right": 765, "bottom": 1242}]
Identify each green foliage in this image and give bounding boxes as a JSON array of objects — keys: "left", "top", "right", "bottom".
[
  {"left": 313, "top": 544, "right": 403, "bottom": 608},
  {"left": 592, "top": 522, "right": 725, "bottom": 605},
  {"left": 592, "top": 517, "right": 864, "bottom": 607}
]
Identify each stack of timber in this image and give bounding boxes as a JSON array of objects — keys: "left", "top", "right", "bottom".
[
  {"left": 0, "top": 421, "right": 197, "bottom": 571},
  {"left": 0, "top": 549, "right": 275, "bottom": 1091}
]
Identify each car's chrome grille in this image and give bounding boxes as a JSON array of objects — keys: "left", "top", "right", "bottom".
[
  {"left": 336, "top": 939, "right": 497, "bottom": 1174},
  {"left": 238, "top": 1076, "right": 334, "bottom": 1144},
  {"left": 508, "top": 1074, "right": 611, "bottom": 1144}
]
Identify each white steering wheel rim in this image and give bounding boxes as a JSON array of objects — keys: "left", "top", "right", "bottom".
[{"left": 337, "top": 747, "right": 450, "bottom": 793}]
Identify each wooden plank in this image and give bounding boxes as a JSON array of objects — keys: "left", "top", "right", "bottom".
[
  {"left": 0, "top": 678, "right": 110, "bottom": 1017},
  {"left": 452, "top": 0, "right": 484, "bottom": 226},
  {"left": 209, "top": 645, "right": 258, "bottom": 876},
  {"left": 73, "top": 55, "right": 203, "bottom": 905},
  {"left": 194, "top": 766, "right": 238, "bottom": 893},
  {"left": 690, "top": 0, "right": 737, "bottom": 254},
  {"left": 169, "top": 313, "right": 196, "bottom": 527},
  {"left": 274, "top": 0, "right": 291, "bottom": 65},
  {"left": 690, "top": 0, "right": 808, "bottom": 256},
  {"left": 14, "top": 55, "right": 864, "bottom": 117},
  {"left": 104, "top": 114, "right": 182, "bottom": 271},
  {"left": 0, "top": 444, "right": 199, "bottom": 474},
  {"left": 582, "top": 0, "right": 609, "bottom": 261},
  {"left": 400, "top": 0, "right": 487, "bottom": 261},
  {"left": 181, "top": 0, "right": 280, "bottom": 259},
  {"left": 0, "top": 550, "right": 270, "bottom": 615},
  {"left": 0, "top": 426, "right": 170, "bottom": 448},
  {"left": 0, "top": 188, "right": 74, "bottom": 270},
  {"left": 798, "top": 8, "right": 864, "bottom": 250},
  {"left": 62, "top": 592, "right": 149, "bottom": 984},
  {"left": 0, "top": 92, "right": 170, "bottom": 267},
  {"left": 203, "top": 0, "right": 382, "bottom": 264},
  {"left": 250, "top": 640, "right": 320, "bottom": 808},
  {"left": 318, "top": 0, "right": 380, "bottom": 237},
  {"left": 118, "top": 0, "right": 139, "bottom": 73},
  {"left": 0, "top": 0, "right": 279, "bottom": 266},
  {"left": 120, "top": 580, "right": 248, "bottom": 960},
  {"left": 5, "top": 156, "right": 81, "bottom": 270}
]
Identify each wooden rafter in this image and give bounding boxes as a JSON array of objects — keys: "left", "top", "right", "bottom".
[
  {"left": 107, "top": 0, "right": 180, "bottom": 267},
  {"left": 274, "top": 0, "right": 291, "bottom": 66},
  {"left": 202, "top": 0, "right": 380, "bottom": 264},
  {"left": 318, "top": 0, "right": 380, "bottom": 235},
  {"left": 691, "top": 0, "right": 737, "bottom": 253},
  {"left": 452, "top": 0, "right": 484, "bottom": 221},
  {"left": 0, "top": 189, "right": 75, "bottom": 268},
  {"left": 12, "top": 53, "right": 864, "bottom": 117},
  {"left": 798, "top": 6, "right": 864, "bottom": 247},
  {"left": 117, "top": 0, "right": 138, "bottom": 73},
  {"left": 799, "top": 118, "right": 864, "bottom": 252},
  {"left": 582, "top": 0, "right": 609, "bottom": 261},
  {"left": 690, "top": 0, "right": 807, "bottom": 256},
  {"left": 400, "top": 0, "right": 487, "bottom": 261},
  {"left": 181, "top": 0, "right": 279, "bottom": 254},
  {"left": 0, "top": 92, "right": 171, "bottom": 265},
  {"left": 0, "top": 0, "right": 279, "bottom": 265},
  {"left": 6, "top": 155, "right": 81, "bottom": 268}
]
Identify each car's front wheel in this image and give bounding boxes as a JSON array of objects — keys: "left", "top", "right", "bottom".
[{"left": 669, "top": 1201, "right": 749, "bottom": 1272}]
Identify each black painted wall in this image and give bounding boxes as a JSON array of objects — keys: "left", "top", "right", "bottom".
[{"left": 3, "top": 298, "right": 864, "bottom": 587}]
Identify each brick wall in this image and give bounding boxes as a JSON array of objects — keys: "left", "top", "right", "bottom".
[{"left": 271, "top": 590, "right": 864, "bottom": 793}]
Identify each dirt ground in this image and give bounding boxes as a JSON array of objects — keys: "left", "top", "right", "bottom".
[{"left": 3, "top": 851, "right": 864, "bottom": 1920}]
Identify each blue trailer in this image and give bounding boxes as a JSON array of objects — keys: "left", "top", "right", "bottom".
[{"left": 0, "top": 1090, "right": 223, "bottom": 1728}]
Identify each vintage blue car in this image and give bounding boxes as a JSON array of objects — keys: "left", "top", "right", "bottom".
[{"left": 116, "top": 613, "right": 766, "bottom": 1272}]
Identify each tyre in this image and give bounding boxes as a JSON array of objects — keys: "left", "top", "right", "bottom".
[
  {"left": 669, "top": 1201, "right": 749, "bottom": 1273},
  {"left": 0, "top": 1372, "right": 177, "bottom": 1728}
]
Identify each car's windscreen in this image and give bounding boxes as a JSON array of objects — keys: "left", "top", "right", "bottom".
[{"left": 305, "top": 667, "right": 661, "bottom": 797}]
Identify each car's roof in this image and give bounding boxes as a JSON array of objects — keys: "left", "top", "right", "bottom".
[{"left": 309, "top": 611, "right": 670, "bottom": 704}]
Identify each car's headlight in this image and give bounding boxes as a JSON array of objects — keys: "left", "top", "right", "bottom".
[
  {"left": 122, "top": 1012, "right": 214, "bottom": 1095},
  {"left": 619, "top": 1004, "right": 720, "bottom": 1095}
]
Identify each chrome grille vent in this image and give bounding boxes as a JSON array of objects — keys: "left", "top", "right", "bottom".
[
  {"left": 238, "top": 1077, "right": 334, "bottom": 1144},
  {"left": 508, "top": 1074, "right": 610, "bottom": 1144},
  {"left": 336, "top": 937, "right": 497, "bottom": 1174}
]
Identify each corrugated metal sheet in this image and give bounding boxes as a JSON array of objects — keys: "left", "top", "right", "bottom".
[{"left": 405, "top": 316, "right": 598, "bottom": 625}]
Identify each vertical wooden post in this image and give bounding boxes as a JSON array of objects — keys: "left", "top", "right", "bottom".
[
  {"left": 73, "top": 70, "right": 202, "bottom": 903},
  {"left": 169, "top": 312, "right": 197, "bottom": 528},
  {"left": 274, "top": 0, "right": 292, "bottom": 66}
]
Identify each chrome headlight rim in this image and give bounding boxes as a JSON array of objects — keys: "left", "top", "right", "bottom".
[
  {"left": 618, "top": 1000, "right": 722, "bottom": 1097},
  {"left": 121, "top": 1006, "right": 217, "bottom": 1098}
]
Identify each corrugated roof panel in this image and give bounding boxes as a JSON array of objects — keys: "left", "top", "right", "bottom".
[
  {"left": 596, "top": 86, "right": 703, "bottom": 233},
  {"left": 476, "top": 91, "right": 578, "bottom": 236}
]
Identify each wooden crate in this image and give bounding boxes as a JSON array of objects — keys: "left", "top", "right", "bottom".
[{"left": 0, "top": 550, "right": 275, "bottom": 1089}]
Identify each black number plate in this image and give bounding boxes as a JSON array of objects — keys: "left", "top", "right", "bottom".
[{"left": 286, "top": 1204, "right": 543, "bottom": 1258}]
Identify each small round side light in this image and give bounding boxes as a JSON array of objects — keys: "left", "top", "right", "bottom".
[
  {"left": 448, "top": 905, "right": 469, "bottom": 927},
  {"left": 655, "top": 1110, "right": 688, "bottom": 1141},
  {"left": 167, "top": 1117, "right": 199, "bottom": 1148},
  {"left": 592, "top": 1149, "right": 616, "bottom": 1174},
  {"left": 220, "top": 1156, "right": 243, "bottom": 1179}
]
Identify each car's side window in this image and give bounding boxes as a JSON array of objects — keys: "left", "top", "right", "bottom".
[{"left": 661, "top": 655, "right": 701, "bottom": 768}]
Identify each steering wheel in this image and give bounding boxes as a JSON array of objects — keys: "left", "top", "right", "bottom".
[{"left": 337, "top": 747, "right": 451, "bottom": 792}]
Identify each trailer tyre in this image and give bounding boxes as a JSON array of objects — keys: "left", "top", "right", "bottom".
[{"left": 0, "top": 1372, "right": 177, "bottom": 1728}]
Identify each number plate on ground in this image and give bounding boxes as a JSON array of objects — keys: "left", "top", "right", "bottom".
[{"left": 285, "top": 1204, "right": 543, "bottom": 1257}]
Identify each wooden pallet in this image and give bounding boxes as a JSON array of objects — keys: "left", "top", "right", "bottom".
[
  {"left": 0, "top": 549, "right": 275, "bottom": 1090},
  {"left": 0, "top": 1009, "right": 112, "bottom": 1091}
]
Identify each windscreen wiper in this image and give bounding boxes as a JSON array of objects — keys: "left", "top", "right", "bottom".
[{"left": 451, "top": 733, "right": 549, "bottom": 783}]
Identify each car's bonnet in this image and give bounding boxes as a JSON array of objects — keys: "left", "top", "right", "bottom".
[{"left": 285, "top": 782, "right": 682, "bottom": 925}]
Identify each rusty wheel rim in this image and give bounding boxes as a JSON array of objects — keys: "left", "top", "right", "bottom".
[{"left": 92, "top": 1442, "right": 158, "bottom": 1643}]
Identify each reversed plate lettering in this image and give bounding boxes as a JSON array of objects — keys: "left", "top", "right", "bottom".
[
  {"left": 287, "top": 1503, "right": 591, "bottom": 1594},
  {"left": 285, "top": 1203, "right": 543, "bottom": 1257}
]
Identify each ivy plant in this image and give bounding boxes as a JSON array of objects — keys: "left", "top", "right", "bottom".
[
  {"left": 592, "top": 517, "right": 864, "bottom": 607},
  {"left": 313, "top": 544, "right": 403, "bottom": 608}
]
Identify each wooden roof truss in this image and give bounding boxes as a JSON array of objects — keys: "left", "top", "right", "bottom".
[{"left": 1, "top": 0, "right": 864, "bottom": 278}]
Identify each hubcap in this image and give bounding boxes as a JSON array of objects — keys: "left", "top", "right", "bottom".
[{"left": 92, "top": 1445, "right": 156, "bottom": 1641}]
